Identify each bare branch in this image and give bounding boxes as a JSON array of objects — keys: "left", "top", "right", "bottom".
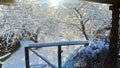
[
  {"left": 74, "top": 8, "right": 82, "bottom": 20},
  {"left": 74, "top": 8, "right": 89, "bottom": 40},
  {"left": 84, "top": 18, "right": 90, "bottom": 25},
  {"left": 70, "top": 23, "right": 82, "bottom": 31}
]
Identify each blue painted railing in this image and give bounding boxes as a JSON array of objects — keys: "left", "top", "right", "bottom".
[{"left": 25, "top": 40, "right": 89, "bottom": 68}]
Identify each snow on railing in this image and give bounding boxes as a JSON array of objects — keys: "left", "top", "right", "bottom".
[{"left": 28, "top": 40, "right": 89, "bottom": 47}]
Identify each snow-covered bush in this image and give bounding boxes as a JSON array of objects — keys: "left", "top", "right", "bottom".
[
  {"left": 64, "top": 38, "right": 109, "bottom": 68},
  {"left": 0, "top": 36, "right": 20, "bottom": 56}
]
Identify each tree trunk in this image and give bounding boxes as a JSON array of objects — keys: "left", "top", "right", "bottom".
[{"left": 104, "top": 3, "right": 119, "bottom": 68}]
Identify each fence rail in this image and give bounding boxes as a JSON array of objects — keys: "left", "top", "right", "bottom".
[{"left": 24, "top": 40, "right": 89, "bottom": 68}]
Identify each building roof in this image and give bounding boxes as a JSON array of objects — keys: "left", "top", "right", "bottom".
[
  {"left": 0, "top": 0, "right": 119, "bottom": 5},
  {"left": 84, "top": 0, "right": 119, "bottom": 4}
]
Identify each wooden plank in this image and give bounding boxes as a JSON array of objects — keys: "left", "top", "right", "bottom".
[
  {"left": 28, "top": 40, "right": 89, "bottom": 48},
  {"left": 84, "top": 0, "right": 118, "bottom": 4}
]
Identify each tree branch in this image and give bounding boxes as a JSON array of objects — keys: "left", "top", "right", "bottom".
[{"left": 74, "top": 8, "right": 89, "bottom": 40}]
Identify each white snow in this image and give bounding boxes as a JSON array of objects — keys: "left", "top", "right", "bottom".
[
  {"left": 63, "top": 38, "right": 109, "bottom": 68},
  {"left": 3, "top": 40, "right": 81, "bottom": 68},
  {"left": 2, "top": 38, "right": 110, "bottom": 68},
  {"left": 3, "top": 41, "right": 35, "bottom": 68}
]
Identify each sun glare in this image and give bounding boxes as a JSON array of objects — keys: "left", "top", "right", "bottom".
[{"left": 50, "top": 0, "right": 61, "bottom": 7}]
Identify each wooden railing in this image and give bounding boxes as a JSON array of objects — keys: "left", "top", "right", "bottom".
[{"left": 24, "top": 40, "right": 89, "bottom": 68}]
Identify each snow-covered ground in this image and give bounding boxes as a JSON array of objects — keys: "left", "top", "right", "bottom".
[
  {"left": 2, "top": 38, "right": 112, "bottom": 68},
  {"left": 3, "top": 41, "right": 34, "bottom": 68},
  {"left": 3, "top": 40, "right": 80, "bottom": 68}
]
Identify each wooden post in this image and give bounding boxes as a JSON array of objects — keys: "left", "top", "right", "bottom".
[
  {"left": 25, "top": 47, "right": 30, "bottom": 68},
  {"left": 106, "top": 2, "right": 119, "bottom": 68}
]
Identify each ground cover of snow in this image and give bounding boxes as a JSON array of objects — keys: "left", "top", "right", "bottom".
[{"left": 3, "top": 40, "right": 80, "bottom": 68}]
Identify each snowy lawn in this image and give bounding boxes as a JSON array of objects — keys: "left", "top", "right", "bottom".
[
  {"left": 3, "top": 41, "right": 34, "bottom": 68},
  {"left": 3, "top": 40, "right": 81, "bottom": 68},
  {"left": 3, "top": 38, "right": 116, "bottom": 68}
]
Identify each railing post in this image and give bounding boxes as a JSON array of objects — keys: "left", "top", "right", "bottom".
[
  {"left": 58, "top": 46, "right": 62, "bottom": 68},
  {"left": 25, "top": 47, "right": 30, "bottom": 68}
]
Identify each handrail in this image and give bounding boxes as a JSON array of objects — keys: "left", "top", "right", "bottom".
[
  {"left": 28, "top": 40, "right": 89, "bottom": 47},
  {"left": 25, "top": 40, "right": 89, "bottom": 68}
]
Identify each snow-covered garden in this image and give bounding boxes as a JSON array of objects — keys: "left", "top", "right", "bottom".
[
  {"left": 2, "top": 38, "right": 110, "bottom": 68},
  {"left": 0, "top": 0, "right": 119, "bottom": 68}
]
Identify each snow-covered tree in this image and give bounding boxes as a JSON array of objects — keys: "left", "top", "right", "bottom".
[{"left": 47, "top": 1, "right": 111, "bottom": 41}]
